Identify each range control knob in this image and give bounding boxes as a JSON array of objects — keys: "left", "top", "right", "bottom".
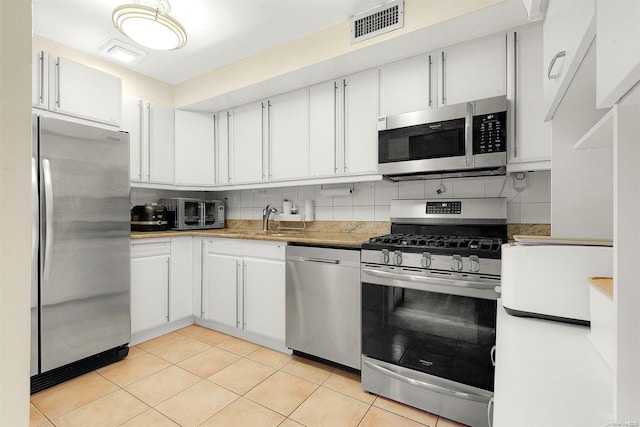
[
  {"left": 393, "top": 251, "right": 403, "bottom": 266},
  {"left": 469, "top": 255, "right": 480, "bottom": 273},
  {"left": 451, "top": 254, "right": 463, "bottom": 272},
  {"left": 421, "top": 252, "right": 432, "bottom": 268},
  {"left": 381, "top": 249, "right": 390, "bottom": 264}
]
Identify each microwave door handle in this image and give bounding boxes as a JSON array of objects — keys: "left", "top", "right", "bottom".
[{"left": 465, "top": 102, "right": 473, "bottom": 167}]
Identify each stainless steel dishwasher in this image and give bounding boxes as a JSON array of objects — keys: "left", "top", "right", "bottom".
[{"left": 286, "top": 245, "right": 361, "bottom": 370}]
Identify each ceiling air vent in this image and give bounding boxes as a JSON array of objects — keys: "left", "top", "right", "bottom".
[{"left": 350, "top": 0, "right": 404, "bottom": 44}]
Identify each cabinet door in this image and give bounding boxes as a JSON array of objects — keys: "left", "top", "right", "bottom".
[
  {"left": 175, "top": 110, "right": 215, "bottom": 186},
  {"left": 269, "top": 89, "right": 310, "bottom": 181},
  {"left": 122, "top": 96, "right": 143, "bottom": 181},
  {"left": 205, "top": 252, "right": 240, "bottom": 328},
  {"left": 309, "top": 81, "right": 338, "bottom": 178},
  {"left": 32, "top": 51, "right": 48, "bottom": 109},
  {"left": 216, "top": 111, "right": 232, "bottom": 185},
  {"left": 243, "top": 257, "right": 285, "bottom": 341},
  {"left": 148, "top": 103, "right": 175, "bottom": 184},
  {"left": 50, "top": 56, "right": 122, "bottom": 126},
  {"left": 508, "top": 25, "right": 551, "bottom": 168},
  {"left": 131, "top": 255, "right": 169, "bottom": 334},
  {"left": 379, "top": 53, "right": 433, "bottom": 116},
  {"left": 343, "top": 68, "right": 379, "bottom": 175},
  {"left": 596, "top": 0, "right": 640, "bottom": 108},
  {"left": 543, "top": 0, "right": 595, "bottom": 120},
  {"left": 233, "top": 102, "right": 264, "bottom": 184},
  {"left": 438, "top": 34, "right": 506, "bottom": 107},
  {"left": 170, "top": 237, "right": 193, "bottom": 321}
]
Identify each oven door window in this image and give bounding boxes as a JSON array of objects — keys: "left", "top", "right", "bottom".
[
  {"left": 362, "top": 282, "right": 496, "bottom": 392},
  {"left": 202, "top": 202, "right": 217, "bottom": 225},
  {"left": 378, "top": 118, "right": 465, "bottom": 164},
  {"left": 182, "top": 201, "right": 200, "bottom": 225}
]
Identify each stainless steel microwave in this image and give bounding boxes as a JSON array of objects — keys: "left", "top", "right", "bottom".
[
  {"left": 160, "top": 198, "right": 225, "bottom": 230},
  {"left": 377, "top": 95, "right": 507, "bottom": 181}
]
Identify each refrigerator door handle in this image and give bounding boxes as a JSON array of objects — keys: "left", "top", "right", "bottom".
[
  {"left": 31, "top": 158, "right": 39, "bottom": 267},
  {"left": 42, "top": 159, "right": 54, "bottom": 281}
]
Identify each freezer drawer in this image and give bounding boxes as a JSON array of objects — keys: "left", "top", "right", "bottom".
[{"left": 286, "top": 245, "right": 361, "bottom": 369}]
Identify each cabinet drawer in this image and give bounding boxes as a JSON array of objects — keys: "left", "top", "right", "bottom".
[
  {"left": 131, "top": 240, "right": 171, "bottom": 258},
  {"left": 207, "top": 238, "right": 285, "bottom": 260}
]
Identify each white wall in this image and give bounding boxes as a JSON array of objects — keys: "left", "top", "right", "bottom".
[
  {"left": 0, "top": 0, "right": 32, "bottom": 425},
  {"left": 211, "top": 171, "right": 551, "bottom": 224}
]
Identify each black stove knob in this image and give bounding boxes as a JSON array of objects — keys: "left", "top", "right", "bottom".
[
  {"left": 381, "top": 249, "right": 390, "bottom": 264},
  {"left": 451, "top": 255, "right": 463, "bottom": 272},
  {"left": 393, "top": 251, "right": 403, "bottom": 266},
  {"left": 421, "top": 252, "right": 432, "bottom": 268},
  {"left": 469, "top": 255, "right": 480, "bottom": 273}
]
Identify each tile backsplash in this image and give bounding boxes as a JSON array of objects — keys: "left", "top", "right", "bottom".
[{"left": 130, "top": 171, "right": 550, "bottom": 224}]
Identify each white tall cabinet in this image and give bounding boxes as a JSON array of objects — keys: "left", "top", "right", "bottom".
[
  {"left": 232, "top": 102, "right": 264, "bottom": 184},
  {"left": 122, "top": 96, "right": 175, "bottom": 184},
  {"left": 174, "top": 110, "right": 216, "bottom": 186}
]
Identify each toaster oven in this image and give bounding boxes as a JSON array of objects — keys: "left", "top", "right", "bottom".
[{"left": 160, "top": 198, "right": 225, "bottom": 230}]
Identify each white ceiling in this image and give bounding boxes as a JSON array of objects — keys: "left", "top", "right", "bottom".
[{"left": 32, "top": 0, "right": 390, "bottom": 85}]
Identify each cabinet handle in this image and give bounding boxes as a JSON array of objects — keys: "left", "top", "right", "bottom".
[
  {"left": 39, "top": 52, "right": 45, "bottom": 104},
  {"left": 428, "top": 55, "right": 433, "bottom": 108},
  {"left": 342, "top": 79, "right": 347, "bottom": 173},
  {"left": 166, "top": 257, "right": 171, "bottom": 321},
  {"left": 146, "top": 103, "right": 151, "bottom": 180},
  {"left": 267, "top": 101, "right": 272, "bottom": 180},
  {"left": 226, "top": 111, "right": 232, "bottom": 183},
  {"left": 55, "top": 57, "right": 61, "bottom": 108},
  {"left": 138, "top": 100, "right": 143, "bottom": 180},
  {"left": 547, "top": 51, "right": 566, "bottom": 80},
  {"left": 242, "top": 263, "right": 247, "bottom": 328},
  {"left": 200, "top": 241, "right": 205, "bottom": 317},
  {"left": 441, "top": 51, "right": 446, "bottom": 105},
  {"left": 334, "top": 81, "right": 338, "bottom": 173},
  {"left": 512, "top": 32, "right": 519, "bottom": 159},
  {"left": 236, "top": 261, "right": 240, "bottom": 327}
]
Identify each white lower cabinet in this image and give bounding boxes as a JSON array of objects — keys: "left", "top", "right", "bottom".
[
  {"left": 201, "top": 238, "right": 286, "bottom": 346},
  {"left": 130, "top": 238, "right": 194, "bottom": 342}
]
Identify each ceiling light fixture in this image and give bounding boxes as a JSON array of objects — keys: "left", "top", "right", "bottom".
[{"left": 112, "top": 0, "right": 187, "bottom": 50}]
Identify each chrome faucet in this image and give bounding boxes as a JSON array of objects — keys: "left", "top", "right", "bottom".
[{"left": 262, "top": 204, "right": 278, "bottom": 231}]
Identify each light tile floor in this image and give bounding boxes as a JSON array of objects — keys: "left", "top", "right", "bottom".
[{"left": 30, "top": 325, "right": 468, "bottom": 427}]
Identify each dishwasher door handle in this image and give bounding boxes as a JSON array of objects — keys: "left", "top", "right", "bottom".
[{"left": 302, "top": 257, "right": 340, "bottom": 264}]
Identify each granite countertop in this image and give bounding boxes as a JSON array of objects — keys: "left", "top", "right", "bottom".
[{"left": 130, "top": 220, "right": 391, "bottom": 248}]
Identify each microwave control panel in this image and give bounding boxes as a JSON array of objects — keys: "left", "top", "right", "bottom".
[{"left": 473, "top": 111, "right": 506, "bottom": 154}]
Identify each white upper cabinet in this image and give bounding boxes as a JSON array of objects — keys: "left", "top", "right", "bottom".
[
  {"left": 596, "top": 0, "right": 640, "bottom": 108},
  {"left": 32, "top": 52, "right": 122, "bottom": 127},
  {"left": 174, "top": 110, "right": 215, "bottom": 186},
  {"left": 268, "top": 88, "right": 310, "bottom": 181},
  {"left": 542, "top": 0, "right": 596, "bottom": 121},
  {"left": 122, "top": 97, "right": 175, "bottom": 184},
  {"left": 309, "top": 81, "right": 338, "bottom": 178},
  {"left": 233, "top": 101, "right": 264, "bottom": 184},
  {"left": 216, "top": 111, "right": 233, "bottom": 185},
  {"left": 437, "top": 33, "right": 507, "bottom": 107},
  {"left": 506, "top": 24, "right": 552, "bottom": 171},
  {"left": 379, "top": 54, "right": 433, "bottom": 116},
  {"left": 343, "top": 68, "right": 379, "bottom": 175}
]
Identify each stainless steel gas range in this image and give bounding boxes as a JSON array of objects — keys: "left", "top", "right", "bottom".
[{"left": 361, "top": 197, "right": 506, "bottom": 427}]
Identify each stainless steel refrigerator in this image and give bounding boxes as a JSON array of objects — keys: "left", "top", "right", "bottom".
[{"left": 31, "top": 115, "right": 131, "bottom": 393}]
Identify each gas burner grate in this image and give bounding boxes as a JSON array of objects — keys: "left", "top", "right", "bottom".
[{"left": 367, "top": 233, "right": 503, "bottom": 252}]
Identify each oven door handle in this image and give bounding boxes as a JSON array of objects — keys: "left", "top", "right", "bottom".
[
  {"left": 362, "top": 267, "right": 497, "bottom": 291},
  {"left": 363, "top": 359, "right": 491, "bottom": 404}
]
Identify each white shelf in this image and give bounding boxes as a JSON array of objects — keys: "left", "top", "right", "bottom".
[{"left": 574, "top": 106, "right": 615, "bottom": 150}]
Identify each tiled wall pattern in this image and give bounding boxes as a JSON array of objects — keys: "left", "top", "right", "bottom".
[{"left": 130, "top": 170, "right": 551, "bottom": 224}]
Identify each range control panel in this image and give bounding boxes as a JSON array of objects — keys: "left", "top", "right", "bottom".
[{"left": 426, "top": 201, "right": 462, "bottom": 215}]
